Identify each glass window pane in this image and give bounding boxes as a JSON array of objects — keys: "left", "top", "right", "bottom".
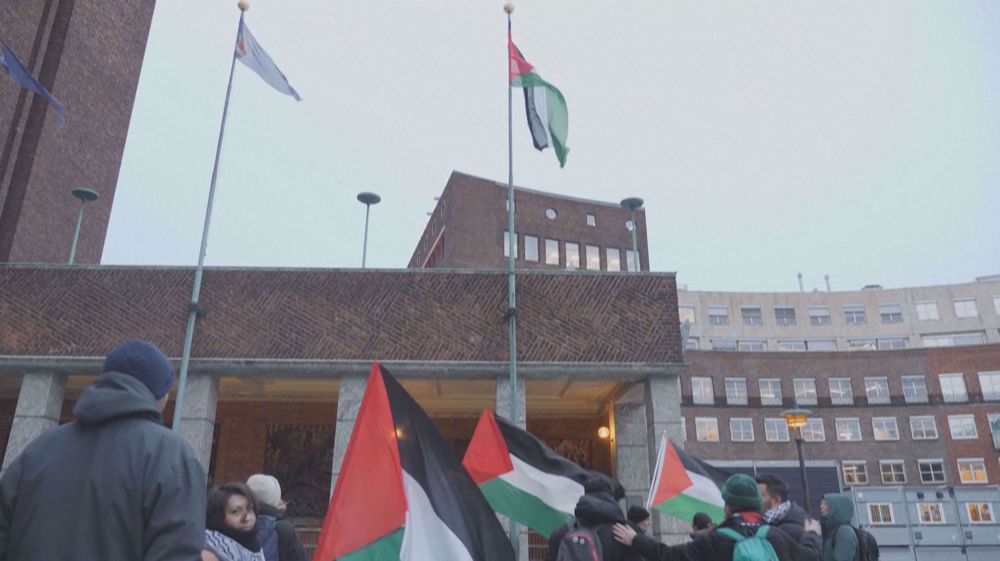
[
  {"left": 764, "top": 418, "right": 789, "bottom": 442},
  {"left": 503, "top": 231, "right": 517, "bottom": 258},
  {"left": 865, "top": 377, "right": 890, "bottom": 404},
  {"left": 872, "top": 417, "right": 900, "bottom": 440},
  {"left": 605, "top": 248, "right": 620, "bottom": 271},
  {"left": 759, "top": 379, "right": 782, "bottom": 406},
  {"left": 844, "top": 305, "right": 866, "bottom": 325},
  {"left": 691, "top": 377, "right": 714, "bottom": 405},
  {"left": 829, "top": 378, "right": 854, "bottom": 405},
  {"left": 742, "top": 307, "right": 763, "bottom": 326},
  {"left": 708, "top": 306, "right": 729, "bottom": 325},
  {"left": 725, "top": 378, "right": 748, "bottom": 405},
  {"left": 586, "top": 213, "right": 596, "bottom": 227},
  {"left": 949, "top": 415, "right": 978, "bottom": 439},
  {"left": 915, "top": 301, "right": 940, "bottom": 321},
  {"left": 679, "top": 306, "right": 696, "bottom": 325},
  {"left": 730, "top": 418, "right": 754, "bottom": 442},
  {"left": 910, "top": 416, "right": 938, "bottom": 440},
  {"left": 940, "top": 374, "right": 968, "bottom": 402},
  {"left": 794, "top": 379, "right": 818, "bottom": 406},
  {"left": 565, "top": 242, "right": 580, "bottom": 269},
  {"left": 844, "top": 462, "right": 869, "bottom": 486},
  {"left": 954, "top": 299, "right": 979, "bottom": 318},
  {"left": 978, "top": 372, "right": 1000, "bottom": 401},
  {"left": 545, "top": 239, "right": 560, "bottom": 265},
  {"left": 836, "top": 418, "right": 862, "bottom": 441},
  {"left": 585, "top": 245, "right": 600, "bottom": 270},
  {"left": 524, "top": 235, "right": 539, "bottom": 262},
  {"left": 695, "top": 418, "right": 719, "bottom": 442},
  {"left": 775, "top": 307, "right": 796, "bottom": 326},
  {"left": 903, "top": 376, "right": 929, "bottom": 403},
  {"left": 809, "top": 307, "right": 831, "bottom": 325},
  {"left": 879, "top": 304, "right": 903, "bottom": 324}
]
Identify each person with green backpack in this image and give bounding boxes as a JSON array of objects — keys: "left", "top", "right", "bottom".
[{"left": 611, "top": 474, "right": 821, "bottom": 561}]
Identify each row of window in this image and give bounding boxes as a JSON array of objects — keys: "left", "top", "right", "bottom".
[
  {"left": 842, "top": 458, "right": 991, "bottom": 487},
  {"left": 679, "top": 296, "right": 1000, "bottom": 327},
  {"left": 503, "top": 231, "right": 640, "bottom": 271},
  {"left": 866, "top": 500, "right": 995, "bottom": 526},
  {"left": 691, "top": 331, "right": 989, "bottom": 352},
  {"left": 689, "top": 372, "right": 1000, "bottom": 406},
  {"left": 690, "top": 412, "right": 998, "bottom": 443}
]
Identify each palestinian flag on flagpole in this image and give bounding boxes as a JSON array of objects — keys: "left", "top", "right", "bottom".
[
  {"left": 508, "top": 30, "right": 569, "bottom": 168},
  {"left": 462, "top": 410, "right": 622, "bottom": 537},
  {"left": 312, "top": 364, "right": 514, "bottom": 561},
  {"left": 647, "top": 433, "right": 728, "bottom": 524}
]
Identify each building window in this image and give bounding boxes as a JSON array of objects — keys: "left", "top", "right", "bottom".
[
  {"left": 730, "top": 418, "right": 755, "bottom": 442},
  {"left": 758, "top": 379, "right": 782, "bottom": 406},
  {"left": 711, "top": 339, "right": 737, "bottom": 351},
  {"left": 695, "top": 417, "right": 719, "bottom": 442},
  {"left": 565, "top": 242, "right": 580, "bottom": 269},
  {"left": 978, "top": 371, "right": 1000, "bottom": 401},
  {"left": 794, "top": 379, "right": 818, "bottom": 405},
  {"left": 879, "top": 461, "right": 906, "bottom": 484},
  {"left": 843, "top": 462, "right": 869, "bottom": 486},
  {"left": 918, "top": 460, "right": 947, "bottom": 484},
  {"left": 764, "top": 418, "right": 789, "bottom": 442},
  {"left": 503, "top": 231, "right": 517, "bottom": 258},
  {"left": 741, "top": 307, "right": 763, "bottom": 326},
  {"left": 802, "top": 419, "right": 825, "bottom": 442},
  {"left": 586, "top": 213, "right": 596, "bottom": 226},
  {"left": 545, "top": 239, "right": 560, "bottom": 265},
  {"left": 902, "top": 376, "right": 929, "bottom": 403},
  {"left": 923, "top": 332, "right": 987, "bottom": 347},
  {"left": 958, "top": 459, "right": 988, "bottom": 484},
  {"left": 868, "top": 503, "right": 893, "bottom": 524},
  {"left": 678, "top": 306, "right": 696, "bottom": 325},
  {"left": 848, "top": 339, "right": 877, "bottom": 351},
  {"left": 829, "top": 378, "right": 854, "bottom": 405},
  {"left": 940, "top": 373, "right": 968, "bottom": 402},
  {"left": 777, "top": 341, "right": 807, "bottom": 352},
  {"left": 725, "top": 378, "right": 748, "bottom": 405},
  {"left": 691, "top": 377, "right": 714, "bottom": 405},
  {"left": 948, "top": 415, "right": 978, "bottom": 439},
  {"left": 865, "top": 377, "right": 890, "bottom": 404},
  {"left": 775, "top": 307, "right": 796, "bottom": 326},
  {"left": 524, "top": 235, "right": 539, "bottom": 262},
  {"left": 545, "top": 208, "right": 558, "bottom": 220},
  {"left": 844, "top": 305, "right": 867, "bottom": 325},
  {"left": 806, "top": 340, "right": 837, "bottom": 351},
  {"left": 836, "top": 418, "right": 863, "bottom": 441},
  {"left": 873, "top": 417, "right": 900, "bottom": 441},
  {"left": 708, "top": 306, "right": 729, "bottom": 325},
  {"left": 809, "top": 307, "right": 831, "bottom": 326},
  {"left": 879, "top": 304, "right": 904, "bottom": 324},
  {"left": 626, "top": 250, "right": 640, "bottom": 272},
  {"left": 877, "top": 338, "right": 908, "bottom": 350},
  {"left": 685, "top": 337, "right": 700, "bottom": 350},
  {"left": 967, "top": 503, "right": 995, "bottom": 524},
  {"left": 915, "top": 301, "right": 939, "bottom": 321},
  {"left": 989, "top": 413, "right": 1000, "bottom": 437},
  {"left": 994, "top": 296, "right": 1000, "bottom": 315},
  {"left": 910, "top": 416, "right": 938, "bottom": 440},
  {"left": 954, "top": 298, "right": 979, "bottom": 318},
  {"left": 585, "top": 245, "right": 600, "bottom": 270},
  {"left": 605, "top": 247, "right": 620, "bottom": 271},
  {"left": 737, "top": 340, "right": 766, "bottom": 352},
  {"left": 917, "top": 503, "right": 945, "bottom": 524}
]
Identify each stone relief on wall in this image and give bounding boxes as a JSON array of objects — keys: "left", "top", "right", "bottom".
[{"left": 263, "top": 424, "right": 335, "bottom": 518}]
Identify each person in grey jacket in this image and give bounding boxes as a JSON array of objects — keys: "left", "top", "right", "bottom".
[{"left": 0, "top": 339, "right": 207, "bottom": 561}]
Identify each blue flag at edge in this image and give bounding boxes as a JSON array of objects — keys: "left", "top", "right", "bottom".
[{"left": 0, "top": 38, "right": 66, "bottom": 125}]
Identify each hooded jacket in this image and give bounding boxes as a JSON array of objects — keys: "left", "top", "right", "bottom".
[
  {"left": 629, "top": 510, "right": 821, "bottom": 561},
  {"left": 545, "top": 492, "right": 644, "bottom": 561},
  {"left": 0, "top": 372, "right": 207, "bottom": 561},
  {"left": 820, "top": 494, "right": 859, "bottom": 561},
  {"left": 256, "top": 503, "right": 307, "bottom": 561}
]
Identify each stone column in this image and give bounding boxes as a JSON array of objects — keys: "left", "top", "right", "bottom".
[
  {"left": 177, "top": 373, "right": 219, "bottom": 471},
  {"left": 644, "top": 374, "right": 686, "bottom": 544},
  {"left": 613, "top": 385, "right": 651, "bottom": 509},
  {"left": 496, "top": 374, "right": 528, "bottom": 560},
  {"left": 330, "top": 373, "right": 368, "bottom": 496},
  {"left": 2, "top": 373, "right": 67, "bottom": 470}
]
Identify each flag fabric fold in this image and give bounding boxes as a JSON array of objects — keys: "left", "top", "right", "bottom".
[
  {"left": 313, "top": 364, "right": 514, "bottom": 561},
  {"left": 236, "top": 20, "right": 301, "bottom": 101},
  {"left": 647, "top": 434, "right": 729, "bottom": 524},
  {"left": 508, "top": 32, "right": 568, "bottom": 167},
  {"left": 0, "top": 39, "right": 65, "bottom": 124}
]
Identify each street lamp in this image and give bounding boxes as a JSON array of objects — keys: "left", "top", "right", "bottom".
[
  {"left": 619, "top": 197, "right": 643, "bottom": 272},
  {"left": 356, "top": 192, "right": 381, "bottom": 269},
  {"left": 782, "top": 407, "right": 813, "bottom": 513},
  {"left": 68, "top": 188, "right": 99, "bottom": 264}
]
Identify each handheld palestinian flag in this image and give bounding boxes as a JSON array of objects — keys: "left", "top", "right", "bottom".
[
  {"left": 312, "top": 364, "right": 514, "bottom": 561},
  {"left": 463, "top": 410, "right": 622, "bottom": 537},
  {"left": 647, "top": 434, "right": 728, "bottom": 524},
  {"left": 508, "top": 31, "right": 569, "bottom": 168}
]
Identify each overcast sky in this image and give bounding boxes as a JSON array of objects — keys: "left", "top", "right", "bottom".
[{"left": 103, "top": 1, "right": 1000, "bottom": 292}]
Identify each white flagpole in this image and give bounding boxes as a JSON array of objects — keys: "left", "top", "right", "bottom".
[
  {"left": 172, "top": 1, "right": 247, "bottom": 432},
  {"left": 504, "top": 3, "right": 520, "bottom": 558},
  {"left": 646, "top": 431, "right": 668, "bottom": 510}
]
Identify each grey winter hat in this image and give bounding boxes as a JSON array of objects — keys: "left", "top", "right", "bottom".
[
  {"left": 103, "top": 340, "right": 175, "bottom": 399},
  {"left": 247, "top": 474, "right": 287, "bottom": 510}
]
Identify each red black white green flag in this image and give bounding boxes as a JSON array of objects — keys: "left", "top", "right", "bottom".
[
  {"left": 508, "top": 30, "right": 569, "bottom": 168},
  {"left": 647, "top": 434, "right": 728, "bottom": 524},
  {"left": 312, "top": 364, "right": 514, "bottom": 561}
]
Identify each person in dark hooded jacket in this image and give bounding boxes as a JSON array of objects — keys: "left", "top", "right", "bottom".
[
  {"left": 612, "top": 474, "right": 821, "bottom": 561},
  {"left": 756, "top": 473, "right": 813, "bottom": 544},
  {"left": 820, "top": 494, "right": 859, "bottom": 561},
  {"left": 545, "top": 478, "right": 644, "bottom": 561},
  {"left": 0, "top": 340, "right": 207, "bottom": 561}
]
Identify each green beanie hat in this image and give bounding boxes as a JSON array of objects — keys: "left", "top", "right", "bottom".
[{"left": 721, "top": 474, "right": 762, "bottom": 510}]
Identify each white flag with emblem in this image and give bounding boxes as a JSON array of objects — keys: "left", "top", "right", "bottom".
[{"left": 235, "top": 20, "right": 300, "bottom": 101}]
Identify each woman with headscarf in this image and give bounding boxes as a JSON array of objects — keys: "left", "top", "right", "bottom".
[{"left": 202, "top": 483, "right": 266, "bottom": 561}]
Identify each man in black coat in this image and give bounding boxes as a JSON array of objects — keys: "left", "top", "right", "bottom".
[
  {"left": 612, "top": 474, "right": 821, "bottom": 561},
  {"left": 756, "top": 473, "right": 814, "bottom": 545},
  {"left": 545, "top": 478, "right": 644, "bottom": 561},
  {"left": 0, "top": 340, "right": 207, "bottom": 561}
]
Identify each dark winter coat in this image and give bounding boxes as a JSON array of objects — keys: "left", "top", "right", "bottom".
[
  {"left": 256, "top": 503, "right": 307, "bottom": 561},
  {"left": 0, "top": 372, "right": 207, "bottom": 561},
  {"left": 770, "top": 503, "right": 809, "bottom": 543},
  {"left": 545, "top": 492, "right": 644, "bottom": 561},
  {"left": 821, "top": 494, "right": 859, "bottom": 561},
  {"left": 629, "top": 511, "right": 821, "bottom": 561}
]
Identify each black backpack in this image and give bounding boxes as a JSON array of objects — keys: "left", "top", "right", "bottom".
[
  {"left": 854, "top": 527, "right": 879, "bottom": 561},
  {"left": 556, "top": 519, "right": 603, "bottom": 561}
]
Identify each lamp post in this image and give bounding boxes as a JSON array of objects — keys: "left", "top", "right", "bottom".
[
  {"left": 782, "top": 407, "right": 813, "bottom": 513},
  {"left": 356, "top": 192, "right": 381, "bottom": 268},
  {"left": 68, "top": 188, "right": 99, "bottom": 264},
  {"left": 619, "top": 197, "right": 643, "bottom": 272}
]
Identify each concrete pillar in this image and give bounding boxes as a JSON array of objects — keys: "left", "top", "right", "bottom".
[
  {"left": 2, "top": 373, "right": 67, "bottom": 470},
  {"left": 177, "top": 373, "right": 219, "bottom": 471},
  {"left": 497, "top": 374, "right": 529, "bottom": 560},
  {"left": 613, "top": 385, "right": 651, "bottom": 508},
  {"left": 644, "top": 375, "right": 687, "bottom": 544},
  {"left": 330, "top": 373, "right": 367, "bottom": 496}
]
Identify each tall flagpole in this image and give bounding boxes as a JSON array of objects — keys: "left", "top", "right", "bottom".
[
  {"left": 503, "top": 3, "right": 520, "bottom": 557},
  {"left": 172, "top": 1, "right": 247, "bottom": 432}
]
